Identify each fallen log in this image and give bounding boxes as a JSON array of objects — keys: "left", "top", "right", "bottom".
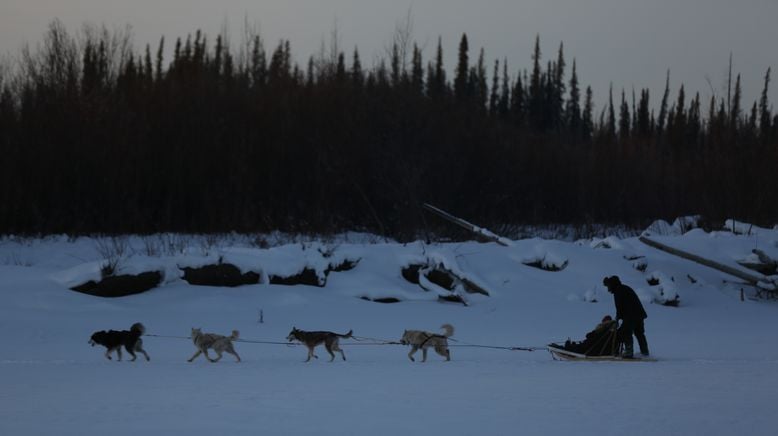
[
  {"left": 638, "top": 236, "right": 763, "bottom": 284},
  {"left": 422, "top": 203, "right": 512, "bottom": 246}
]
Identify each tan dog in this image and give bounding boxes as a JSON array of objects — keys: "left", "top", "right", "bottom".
[
  {"left": 188, "top": 328, "right": 241, "bottom": 362},
  {"left": 286, "top": 327, "right": 353, "bottom": 362},
  {"left": 400, "top": 324, "right": 454, "bottom": 362}
]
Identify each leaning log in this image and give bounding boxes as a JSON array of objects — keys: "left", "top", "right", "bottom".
[
  {"left": 422, "top": 203, "right": 512, "bottom": 246},
  {"left": 638, "top": 236, "right": 763, "bottom": 284}
]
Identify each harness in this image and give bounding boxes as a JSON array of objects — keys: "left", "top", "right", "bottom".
[{"left": 419, "top": 333, "right": 446, "bottom": 348}]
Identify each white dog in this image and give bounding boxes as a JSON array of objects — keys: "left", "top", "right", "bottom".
[
  {"left": 400, "top": 324, "right": 454, "bottom": 362},
  {"left": 188, "top": 328, "right": 241, "bottom": 362}
]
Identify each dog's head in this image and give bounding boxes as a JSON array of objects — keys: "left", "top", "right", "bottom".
[
  {"left": 400, "top": 330, "right": 410, "bottom": 345},
  {"left": 286, "top": 327, "right": 299, "bottom": 342},
  {"left": 130, "top": 322, "right": 146, "bottom": 335},
  {"left": 89, "top": 331, "right": 106, "bottom": 347},
  {"left": 190, "top": 327, "right": 202, "bottom": 338}
]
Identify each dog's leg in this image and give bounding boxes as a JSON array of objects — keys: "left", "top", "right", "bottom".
[
  {"left": 435, "top": 344, "right": 451, "bottom": 361},
  {"left": 104, "top": 348, "right": 114, "bottom": 361},
  {"left": 421, "top": 347, "right": 428, "bottom": 362},
  {"left": 325, "top": 342, "right": 336, "bottom": 362},
  {"left": 407, "top": 346, "right": 417, "bottom": 362},
  {"left": 126, "top": 345, "right": 138, "bottom": 362},
  {"left": 136, "top": 343, "right": 150, "bottom": 361},
  {"left": 330, "top": 340, "right": 346, "bottom": 361},
  {"left": 337, "top": 344, "right": 346, "bottom": 361},
  {"left": 188, "top": 349, "right": 202, "bottom": 362},
  {"left": 210, "top": 350, "right": 222, "bottom": 362},
  {"left": 305, "top": 346, "right": 318, "bottom": 362},
  {"left": 226, "top": 344, "right": 241, "bottom": 362},
  {"left": 116, "top": 347, "right": 123, "bottom": 362}
]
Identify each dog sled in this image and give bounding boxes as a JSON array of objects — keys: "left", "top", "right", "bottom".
[
  {"left": 547, "top": 317, "right": 657, "bottom": 362},
  {"left": 547, "top": 345, "right": 656, "bottom": 362}
]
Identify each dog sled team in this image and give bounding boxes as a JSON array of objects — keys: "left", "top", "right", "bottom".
[
  {"left": 89, "top": 323, "right": 455, "bottom": 363},
  {"left": 89, "top": 275, "right": 651, "bottom": 363}
]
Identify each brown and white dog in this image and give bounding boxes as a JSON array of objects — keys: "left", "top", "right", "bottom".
[
  {"left": 286, "top": 327, "right": 353, "bottom": 362},
  {"left": 188, "top": 328, "right": 241, "bottom": 362},
  {"left": 400, "top": 324, "right": 454, "bottom": 362}
]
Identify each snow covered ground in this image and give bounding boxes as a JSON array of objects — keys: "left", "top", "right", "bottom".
[{"left": 1, "top": 225, "right": 778, "bottom": 436}]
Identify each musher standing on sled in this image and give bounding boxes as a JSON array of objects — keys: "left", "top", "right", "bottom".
[{"left": 603, "top": 275, "right": 649, "bottom": 358}]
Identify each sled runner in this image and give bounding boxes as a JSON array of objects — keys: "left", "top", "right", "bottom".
[{"left": 547, "top": 344, "right": 656, "bottom": 362}]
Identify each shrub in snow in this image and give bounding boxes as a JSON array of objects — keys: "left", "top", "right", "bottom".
[
  {"left": 643, "top": 216, "right": 700, "bottom": 237},
  {"left": 269, "top": 267, "right": 323, "bottom": 287},
  {"left": 181, "top": 264, "right": 261, "bottom": 287},
  {"left": 736, "top": 250, "right": 778, "bottom": 275},
  {"left": 71, "top": 271, "right": 163, "bottom": 298},
  {"left": 522, "top": 253, "right": 568, "bottom": 272},
  {"left": 589, "top": 238, "right": 612, "bottom": 249},
  {"left": 645, "top": 271, "right": 680, "bottom": 306},
  {"left": 401, "top": 252, "right": 491, "bottom": 297}
]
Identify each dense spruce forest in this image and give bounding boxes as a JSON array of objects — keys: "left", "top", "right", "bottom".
[{"left": 0, "top": 21, "right": 776, "bottom": 238}]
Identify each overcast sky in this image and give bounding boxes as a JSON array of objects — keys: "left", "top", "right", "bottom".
[{"left": 2, "top": 0, "right": 776, "bottom": 112}]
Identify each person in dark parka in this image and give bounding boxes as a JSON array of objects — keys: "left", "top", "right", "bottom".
[{"left": 603, "top": 275, "right": 649, "bottom": 358}]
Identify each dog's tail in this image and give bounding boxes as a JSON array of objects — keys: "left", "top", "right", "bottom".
[
  {"left": 440, "top": 324, "right": 454, "bottom": 337},
  {"left": 130, "top": 322, "right": 146, "bottom": 335},
  {"left": 338, "top": 329, "right": 353, "bottom": 338},
  {"left": 230, "top": 330, "right": 240, "bottom": 340}
]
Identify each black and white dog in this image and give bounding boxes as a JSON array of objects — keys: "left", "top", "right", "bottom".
[{"left": 89, "top": 322, "right": 150, "bottom": 361}]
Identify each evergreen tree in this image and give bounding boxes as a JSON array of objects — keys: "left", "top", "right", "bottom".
[
  {"left": 155, "top": 37, "right": 165, "bottom": 83},
  {"left": 472, "top": 48, "right": 488, "bottom": 110},
  {"left": 657, "top": 71, "right": 670, "bottom": 135},
  {"left": 351, "top": 48, "right": 364, "bottom": 89},
  {"left": 759, "top": 67, "right": 772, "bottom": 142},
  {"left": 731, "top": 74, "right": 742, "bottom": 131},
  {"left": 250, "top": 35, "right": 267, "bottom": 88},
  {"left": 529, "top": 35, "right": 544, "bottom": 130},
  {"left": 566, "top": 59, "right": 581, "bottom": 136},
  {"left": 635, "top": 89, "right": 651, "bottom": 137},
  {"left": 497, "top": 59, "right": 510, "bottom": 119},
  {"left": 428, "top": 37, "right": 446, "bottom": 99},
  {"left": 606, "top": 84, "right": 616, "bottom": 140},
  {"left": 582, "top": 85, "right": 594, "bottom": 139},
  {"left": 411, "top": 44, "right": 423, "bottom": 95},
  {"left": 454, "top": 34, "right": 470, "bottom": 102},
  {"left": 489, "top": 59, "right": 500, "bottom": 116},
  {"left": 619, "top": 89, "right": 630, "bottom": 142}
]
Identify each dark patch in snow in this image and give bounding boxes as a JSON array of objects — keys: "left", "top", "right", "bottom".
[
  {"left": 438, "top": 295, "right": 468, "bottom": 306},
  {"left": 425, "top": 269, "right": 456, "bottom": 291},
  {"left": 71, "top": 271, "right": 163, "bottom": 297},
  {"left": 181, "top": 264, "right": 260, "bottom": 287},
  {"left": 360, "top": 296, "right": 401, "bottom": 304},
  {"left": 326, "top": 258, "right": 360, "bottom": 273},
  {"left": 522, "top": 259, "right": 568, "bottom": 272},
  {"left": 269, "top": 267, "right": 323, "bottom": 287},
  {"left": 401, "top": 265, "right": 422, "bottom": 284}
]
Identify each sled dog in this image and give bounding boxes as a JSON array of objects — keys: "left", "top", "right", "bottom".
[
  {"left": 286, "top": 327, "right": 353, "bottom": 362},
  {"left": 400, "top": 324, "right": 454, "bottom": 362},
  {"left": 88, "top": 322, "right": 150, "bottom": 361},
  {"left": 188, "top": 328, "right": 241, "bottom": 362}
]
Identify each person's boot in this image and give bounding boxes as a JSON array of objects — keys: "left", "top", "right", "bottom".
[
  {"left": 637, "top": 336, "right": 650, "bottom": 356},
  {"left": 622, "top": 342, "right": 634, "bottom": 359}
]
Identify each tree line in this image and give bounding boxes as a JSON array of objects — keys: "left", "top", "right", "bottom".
[{"left": 0, "top": 21, "right": 775, "bottom": 238}]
